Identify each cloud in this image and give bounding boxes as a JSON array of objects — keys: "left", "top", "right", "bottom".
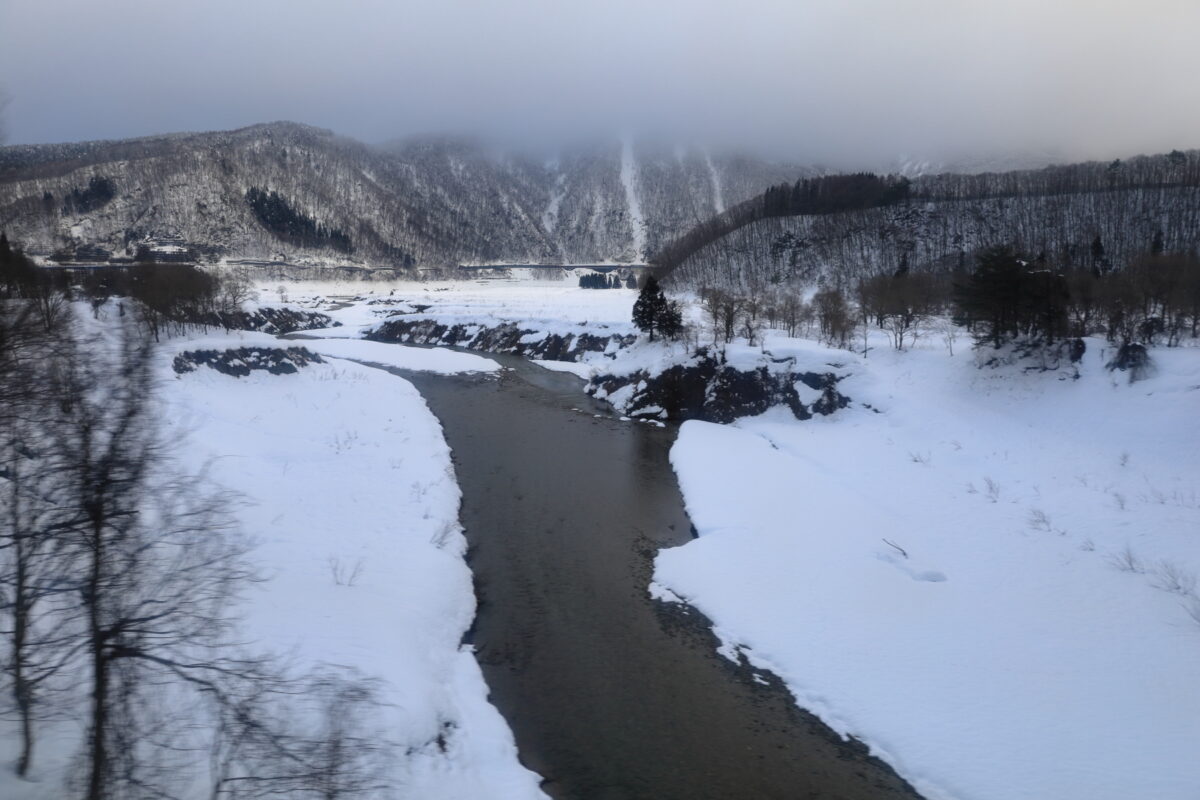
[{"left": 2, "top": 0, "right": 1197, "bottom": 166}]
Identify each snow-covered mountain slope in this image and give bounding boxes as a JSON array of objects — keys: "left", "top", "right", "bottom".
[
  {"left": 0, "top": 123, "right": 808, "bottom": 269},
  {"left": 660, "top": 148, "right": 1200, "bottom": 288},
  {"left": 671, "top": 185, "right": 1200, "bottom": 288}
]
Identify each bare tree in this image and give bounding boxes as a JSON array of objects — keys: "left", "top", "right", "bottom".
[
  {"left": 0, "top": 300, "right": 83, "bottom": 776},
  {"left": 739, "top": 290, "right": 765, "bottom": 346},
  {"left": 210, "top": 669, "right": 392, "bottom": 800},
  {"left": 776, "top": 292, "right": 808, "bottom": 338},
  {"left": 0, "top": 273, "right": 393, "bottom": 797},
  {"left": 216, "top": 271, "right": 255, "bottom": 325},
  {"left": 47, "top": 323, "right": 260, "bottom": 799},
  {"left": 699, "top": 288, "right": 743, "bottom": 345},
  {"left": 813, "top": 286, "right": 854, "bottom": 348}
]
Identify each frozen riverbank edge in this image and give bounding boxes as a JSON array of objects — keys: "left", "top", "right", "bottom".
[
  {"left": 309, "top": 282, "right": 1200, "bottom": 800},
  {"left": 656, "top": 336, "right": 1200, "bottom": 800},
  {"left": 368, "top": 315, "right": 854, "bottom": 423},
  {"left": 167, "top": 331, "right": 545, "bottom": 799}
]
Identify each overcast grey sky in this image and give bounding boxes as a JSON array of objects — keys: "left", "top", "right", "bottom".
[{"left": 2, "top": 0, "right": 1198, "bottom": 167}]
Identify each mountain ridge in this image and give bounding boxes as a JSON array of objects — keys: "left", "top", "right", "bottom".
[{"left": 0, "top": 122, "right": 809, "bottom": 272}]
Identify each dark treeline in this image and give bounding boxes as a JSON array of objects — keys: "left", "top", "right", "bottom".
[
  {"left": 60, "top": 176, "right": 116, "bottom": 215},
  {"left": 912, "top": 149, "right": 1199, "bottom": 201},
  {"left": 654, "top": 173, "right": 912, "bottom": 275},
  {"left": 1, "top": 234, "right": 255, "bottom": 341},
  {"left": 764, "top": 173, "right": 912, "bottom": 216},
  {"left": 656, "top": 149, "right": 1200, "bottom": 285},
  {"left": 685, "top": 243, "right": 1200, "bottom": 355},
  {"left": 579, "top": 272, "right": 635, "bottom": 289},
  {"left": 245, "top": 186, "right": 353, "bottom": 253},
  {"left": 952, "top": 246, "right": 1200, "bottom": 349},
  {"left": 1, "top": 232, "right": 390, "bottom": 797}
]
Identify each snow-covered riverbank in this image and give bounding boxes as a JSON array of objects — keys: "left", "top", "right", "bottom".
[
  {"left": 185, "top": 279, "right": 1200, "bottom": 799},
  {"left": 656, "top": 334, "right": 1200, "bottom": 800},
  {"left": 161, "top": 331, "right": 544, "bottom": 799}
]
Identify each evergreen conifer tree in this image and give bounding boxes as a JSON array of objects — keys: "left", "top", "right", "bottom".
[
  {"left": 633, "top": 276, "right": 668, "bottom": 341},
  {"left": 658, "top": 300, "right": 684, "bottom": 339}
]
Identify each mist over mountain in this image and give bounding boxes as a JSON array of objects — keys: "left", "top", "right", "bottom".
[
  {"left": 0, "top": 122, "right": 812, "bottom": 271},
  {"left": 3, "top": 120, "right": 1196, "bottom": 283}
]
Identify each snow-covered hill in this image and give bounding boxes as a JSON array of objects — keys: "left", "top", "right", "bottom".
[
  {"left": 670, "top": 185, "right": 1200, "bottom": 288},
  {"left": 0, "top": 123, "right": 808, "bottom": 271}
]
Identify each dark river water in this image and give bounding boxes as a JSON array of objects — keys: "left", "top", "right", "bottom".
[{"left": 388, "top": 353, "right": 922, "bottom": 800}]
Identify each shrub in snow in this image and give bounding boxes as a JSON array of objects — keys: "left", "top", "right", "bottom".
[
  {"left": 973, "top": 337, "right": 1086, "bottom": 376},
  {"left": 1106, "top": 342, "right": 1154, "bottom": 383},
  {"left": 173, "top": 346, "right": 324, "bottom": 377}
]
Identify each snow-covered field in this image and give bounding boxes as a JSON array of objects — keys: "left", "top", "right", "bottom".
[
  {"left": 298, "top": 336, "right": 501, "bottom": 373},
  {"left": 280, "top": 278, "right": 699, "bottom": 385},
  {"left": 15, "top": 279, "right": 1188, "bottom": 800},
  {"left": 281, "top": 277, "right": 643, "bottom": 336},
  {"left": 0, "top": 319, "right": 545, "bottom": 799},
  {"left": 656, "top": 333, "right": 1200, "bottom": 800},
  {"left": 260, "top": 280, "right": 1200, "bottom": 800},
  {"left": 162, "top": 331, "right": 544, "bottom": 799}
]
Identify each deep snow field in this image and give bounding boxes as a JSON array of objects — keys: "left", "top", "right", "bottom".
[
  {"left": 6, "top": 276, "right": 1195, "bottom": 800},
  {"left": 656, "top": 334, "right": 1200, "bottom": 800},
  {"left": 0, "top": 310, "right": 546, "bottom": 799},
  {"left": 285, "top": 275, "right": 646, "bottom": 338},
  {"left": 160, "top": 331, "right": 545, "bottom": 799},
  {"left": 282, "top": 277, "right": 1200, "bottom": 800}
]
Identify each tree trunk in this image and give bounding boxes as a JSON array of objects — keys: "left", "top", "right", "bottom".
[
  {"left": 86, "top": 527, "right": 109, "bottom": 800},
  {"left": 8, "top": 465, "right": 35, "bottom": 777},
  {"left": 13, "top": 546, "right": 33, "bottom": 777}
]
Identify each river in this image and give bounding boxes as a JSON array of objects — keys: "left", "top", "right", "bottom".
[{"left": 388, "top": 353, "right": 922, "bottom": 800}]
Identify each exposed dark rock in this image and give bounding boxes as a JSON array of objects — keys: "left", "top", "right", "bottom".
[
  {"left": 590, "top": 354, "right": 849, "bottom": 423},
  {"left": 368, "top": 318, "right": 636, "bottom": 361},
  {"left": 373, "top": 319, "right": 850, "bottom": 422},
  {"left": 173, "top": 346, "right": 324, "bottom": 377},
  {"left": 190, "top": 306, "right": 338, "bottom": 334}
]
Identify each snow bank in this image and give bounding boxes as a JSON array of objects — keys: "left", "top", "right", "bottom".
[
  {"left": 162, "top": 337, "right": 540, "bottom": 798},
  {"left": 300, "top": 337, "right": 500, "bottom": 373},
  {"left": 532, "top": 359, "right": 594, "bottom": 379},
  {"left": 0, "top": 319, "right": 544, "bottom": 798},
  {"left": 656, "top": 338, "right": 1200, "bottom": 800}
]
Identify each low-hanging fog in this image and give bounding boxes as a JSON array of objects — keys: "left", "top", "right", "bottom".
[{"left": 2, "top": 0, "right": 1198, "bottom": 168}]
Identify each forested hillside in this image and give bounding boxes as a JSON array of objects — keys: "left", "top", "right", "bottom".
[
  {"left": 661, "top": 150, "right": 1200, "bottom": 290},
  {"left": 0, "top": 123, "right": 806, "bottom": 272}
]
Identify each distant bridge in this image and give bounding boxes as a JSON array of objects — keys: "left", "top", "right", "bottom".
[{"left": 456, "top": 264, "right": 652, "bottom": 273}]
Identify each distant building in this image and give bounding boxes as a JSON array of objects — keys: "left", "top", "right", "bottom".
[{"left": 140, "top": 234, "right": 194, "bottom": 263}]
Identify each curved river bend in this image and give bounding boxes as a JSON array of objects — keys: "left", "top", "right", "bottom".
[{"left": 388, "top": 354, "right": 921, "bottom": 800}]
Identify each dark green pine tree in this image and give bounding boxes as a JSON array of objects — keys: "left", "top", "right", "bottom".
[
  {"left": 953, "top": 245, "right": 1027, "bottom": 348},
  {"left": 657, "top": 300, "right": 684, "bottom": 339},
  {"left": 633, "top": 276, "right": 669, "bottom": 341}
]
